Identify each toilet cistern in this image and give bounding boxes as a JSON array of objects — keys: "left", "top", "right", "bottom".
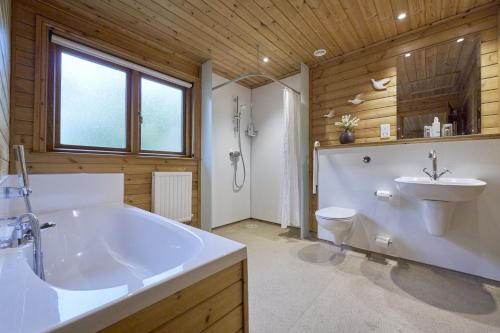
[{"left": 423, "top": 150, "right": 451, "bottom": 181}]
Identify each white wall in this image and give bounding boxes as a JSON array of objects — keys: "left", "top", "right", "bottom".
[
  {"left": 317, "top": 139, "right": 500, "bottom": 281},
  {"left": 212, "top": 74, "right": 252, "bottom": 227},
  {"left": 251, "top": 75, "right": 300, "bottom": 223}
]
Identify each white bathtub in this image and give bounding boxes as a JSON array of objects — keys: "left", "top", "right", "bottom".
[{"left": 0, "top": 204, "right": 246, "bottom": 333}]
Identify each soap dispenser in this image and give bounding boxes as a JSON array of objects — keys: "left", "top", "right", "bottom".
[{"left": 431, "top": 117, "right": 441, "bottom": 137}]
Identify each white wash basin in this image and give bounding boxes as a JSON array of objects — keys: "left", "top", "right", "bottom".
[
  {"left": 394, "top": 177, "right": 486, "bottom": 202},
  {"left": 395, "top": 177, "right": 486, "bottom": 236},
  {"left": 0, "top": 204, "right": 246, "bottom": 333}
]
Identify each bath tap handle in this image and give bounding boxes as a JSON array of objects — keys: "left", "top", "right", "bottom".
[{"left": 40, "top": 222, "right": 56, "bottom": 230}]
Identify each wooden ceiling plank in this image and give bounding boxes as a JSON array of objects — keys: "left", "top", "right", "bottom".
[
  {"left": 305, "top": 0, "right": 353, "bottom": 53},
  {"left": 43, "top": 0, "right": 202, "bottom": 66},
  {"left": 457, "top": 0, "right": 480, "bottom": 12},
  {"left": 285, "top": 0, "right": 343, "bottom": 57},
  {"left": 115, "top": 0, "right": 268, "bottom": 79},
  {"left": 323, "top": 0, "right": 364, "bottom": 50},
  {"left": 372, "top": 0, "right": 399, "bottom": 41},
  {"left": 356, "top": 0, "right": 387, "bottom": 42},
  {"left": 267, "top": 0, "right": 327, "bottom": 52},
  {"left": 221, "top": 0, "right": 307, "bottom": 69},
  {"left": 111, "top": 1, "right": 264, "bottom": 84},
  {"left": 164, "top": 0, "right": 292, "bottom": 76},
  {"left": 236, "top": 0, "right": 317, "bottom": 64},
  {"left": 314, "top": 8, "right": 496, "bottom": 75},
  {"left": 441, "top": 0, "right": 458, "bottom": 20},
  {"left": 339, "top": 0, "right": 376, "bottom": 46},
  {"left": 183, "top": 0, "right": 290, "bottom": 84},
  {"left": 424, "top": 0, "right": 441, "bottom": 24},
  {"left": 202, "top": 0, "right": 299, "bottom": 69},
  {"left": 391, "top": 0, "right": 411, "bottom": 34},
  {"left": 408, "top": 0, "right": 426, "bottom": 30}
]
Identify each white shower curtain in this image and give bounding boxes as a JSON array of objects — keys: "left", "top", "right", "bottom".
[{"left": 279, "top": 88, "right": 301, "bottom": 228}]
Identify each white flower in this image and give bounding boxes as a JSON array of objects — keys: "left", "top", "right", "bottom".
[{"left": 334, "top": 114, "right": 360, "bottom": 130}]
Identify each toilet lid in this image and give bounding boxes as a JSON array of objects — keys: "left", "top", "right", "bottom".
[{"left": 316, "top": 206, "right": 356, "bottom": 220}]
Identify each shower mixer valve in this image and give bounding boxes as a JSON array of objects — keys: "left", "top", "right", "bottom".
[{"left": 229, "top": 151, "right": 241, "bottom": 162}]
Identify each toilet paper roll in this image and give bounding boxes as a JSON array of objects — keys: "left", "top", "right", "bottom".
[
  {"left": 375, "top": 235, "right": 392, "bottom": 248},
  {"left": 375, "top": 190, "right": 392, "bottom": 198}
]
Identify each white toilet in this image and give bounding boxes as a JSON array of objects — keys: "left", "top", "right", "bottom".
[{"left": 315, "top": 206, "right": 356, "bottom": 245}]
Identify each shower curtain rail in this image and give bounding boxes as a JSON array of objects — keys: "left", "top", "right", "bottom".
[{"left": 212, "top": 71, "right": 300, "bottom": 95}]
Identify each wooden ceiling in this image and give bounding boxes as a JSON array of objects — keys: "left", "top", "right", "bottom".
[
  {"left": 397, "top": 33, "right": 480, "bottom": 101},
  {"left": 40, "top": 0, "right": 497, "bottom": 87}
]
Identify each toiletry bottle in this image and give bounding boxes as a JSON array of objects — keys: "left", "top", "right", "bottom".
[{"left": 431, "top": 117, "right": 441, "bottom": 137}]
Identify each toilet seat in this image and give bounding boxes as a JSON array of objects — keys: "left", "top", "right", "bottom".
[{"left": 315, "top": 206, "right": 356, "bottom": 220}]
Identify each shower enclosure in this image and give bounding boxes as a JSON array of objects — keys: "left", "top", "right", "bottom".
[{"left": 201, "top": 62, "right": 309, "bottom": 238}]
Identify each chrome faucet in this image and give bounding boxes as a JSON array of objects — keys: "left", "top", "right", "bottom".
[
  {"left": 0, "top": 145, "right": 53, "bottom": 280},
  {"left": 423, "top": 150, "right": 451, "bottom": 180},
  {"left": 3, "top": 213, "right": 47, "bottom": 279}
]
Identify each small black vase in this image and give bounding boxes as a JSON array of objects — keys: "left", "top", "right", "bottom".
[{"left": 339, "top": 130, "right": 355, "bottom": 144}]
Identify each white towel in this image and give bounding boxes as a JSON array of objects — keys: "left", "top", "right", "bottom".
[{"left": 313, "top": 141, "right": 320, "bottom": 194}]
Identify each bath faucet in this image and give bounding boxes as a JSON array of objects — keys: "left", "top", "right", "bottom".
[
  {"left": 12, "top": 213, "right": 47, "bottom": 279},
  {"left": 422, "top": 150, "right": 451, "bottom": 180},
  {"left": 0, "top": 145, "right": 51, "bottom": 280}
]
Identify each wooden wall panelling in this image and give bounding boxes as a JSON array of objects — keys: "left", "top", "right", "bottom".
[
  {"left": 309, "top": 6, "right": 500, "bottom": 232},
  {"left": 10, "top": 2, "right": 201, "bottom": 227},
  {"left": 0, "top": 0, "right": 10, "bottom": 176},
  {"left": 100, "top": 261, "right": 247, "bottom": 333}
]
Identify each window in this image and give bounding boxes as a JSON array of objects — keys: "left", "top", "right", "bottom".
[
  {"left": 57, "top": 50, "right": 129, "bottom": 150},
  {"left": 49, "top": 36, "right": 192, "bottom": 156},
  {"left": 140, "top": 76, "right": 185, "bottom": 153}
]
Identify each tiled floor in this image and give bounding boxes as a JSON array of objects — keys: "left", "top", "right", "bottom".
[{"left": 214, "top": 220, "right": 500, "bottom": 333}]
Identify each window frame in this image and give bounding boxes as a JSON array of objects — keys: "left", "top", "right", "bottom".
[
  {"left": 138, "top": 73, "right": 190, "bottom": 156},
  {"left": 47, "top": 42, "right": 193, "bottom": 157}
]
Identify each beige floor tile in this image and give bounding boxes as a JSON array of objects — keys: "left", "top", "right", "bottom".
[{"left": 215, "top": 220, "right": 500, "bottom": 333}]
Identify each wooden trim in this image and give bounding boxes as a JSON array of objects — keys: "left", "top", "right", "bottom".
[
  {"left": 317, "top": 133, "right": 500, "bottom": 151},
  {"left": 137, "top": 73, "right": 190, "bottom": 156},
  {"left": 242, "top": 259, "right": 249, "bottom": 333},
  {"left": 497, "top": 6, "right": 500, "bottom": 119},
  {"left": 51, "top": 45, "right": 132, "bottom": 152},
  {"left": 33, "top": 15, "right": 50, "bottom": 152},
  {"left": 130, "top": 70, "right": 140, "bottom": 153},
  {"left": 99, "top": 261, "right": 246, "bottom": 333}
]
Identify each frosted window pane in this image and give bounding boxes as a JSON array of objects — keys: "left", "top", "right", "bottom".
[
  {"left": 60, "top": 52, "right": 127, "bottom": 149},
  {"left": 140, "top": 78, "right": 184, "bottom": 152}
]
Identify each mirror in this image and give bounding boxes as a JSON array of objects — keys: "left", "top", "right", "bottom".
[{"left": 397, "top": 33, "right": 481, "bottom": 139}]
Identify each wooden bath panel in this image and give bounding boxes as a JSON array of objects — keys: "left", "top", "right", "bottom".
[{"left": 100, "top": 260, "right": 248, "bottom": 333}]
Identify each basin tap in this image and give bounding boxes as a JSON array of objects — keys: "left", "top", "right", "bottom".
[{"left": 423, "top": 150, "right": 451, "bottom": 180}]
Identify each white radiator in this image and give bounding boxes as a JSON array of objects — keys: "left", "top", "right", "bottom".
[{"left": 152, "top": 172, "right": 192, "bottom": 223}]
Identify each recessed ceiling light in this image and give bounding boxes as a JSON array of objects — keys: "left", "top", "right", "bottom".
[
  {"left": 405, "top": 53, "right": 411, "bottom": 57},
  {"left": 262, "top": 56, "right": 269, "bottom": 63},
  {"left": 457, "top": 37, "right": 465, "bottom": 43},
  {"left": 397, "top": 12, "right": 407, "bottom": 20},
  {"left": 314, "top": 49, "right": 327, "bottom": 57}
]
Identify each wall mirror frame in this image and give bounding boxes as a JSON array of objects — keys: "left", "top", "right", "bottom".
[{"left": 396, "top": 33, "right": 484, "bottom": 141}]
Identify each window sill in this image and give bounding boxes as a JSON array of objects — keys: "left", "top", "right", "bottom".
[{"left": 32, "top": 150, "right": 199, "bottom": 163}]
